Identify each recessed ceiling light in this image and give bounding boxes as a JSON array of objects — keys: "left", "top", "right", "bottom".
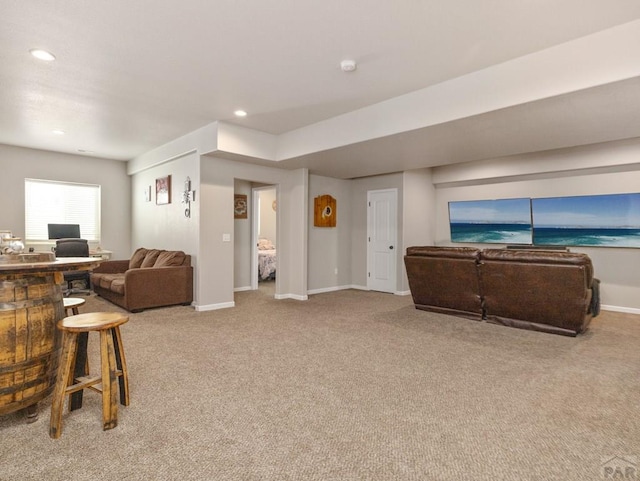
[
  {"left": 340, "top": 59, "right": 357, "bottom": 72},
  {"left": 51, "top": 129, "right": 65, "bottom": 135},
  {"left": 30, "top": 49, "right": 56, "bottom": 61},
  {"left": 234, "top": 110, "right": 247, "bottom": 117}
]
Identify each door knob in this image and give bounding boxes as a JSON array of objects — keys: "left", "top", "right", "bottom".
[{"left": 389, "top": 246, "right": 394, "bottom": 250}]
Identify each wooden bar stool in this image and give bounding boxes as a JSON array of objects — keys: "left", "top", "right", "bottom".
[
  {"left": 49, "top": 312, "right": 130, "bottom": 439},
  {"left": 63, "top": 297, "right": 86, "bottom": 316}
]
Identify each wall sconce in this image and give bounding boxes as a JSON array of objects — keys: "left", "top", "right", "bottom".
[{"left": 182, "top": 176, "right": 196, "bottom": 218}]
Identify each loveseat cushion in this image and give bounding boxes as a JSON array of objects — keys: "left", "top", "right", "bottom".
[
  {"left": 110, "top": 277, "right": 125, "bottom": 295},
  {"left": 140, "top": 249, "right": 161, "bottom": 267},
  {"left": 91, "top": 273, "right": 123, "bottom": 290},
  {"left": 154, "top": 250, "right": 187, "bottom": 267},
  {"left": 129, "top": 248, "right": 149, "bottom": 269}
]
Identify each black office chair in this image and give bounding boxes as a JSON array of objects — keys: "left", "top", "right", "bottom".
[{"left": 55, "top": 239, "right": 91, "bottom": 296}]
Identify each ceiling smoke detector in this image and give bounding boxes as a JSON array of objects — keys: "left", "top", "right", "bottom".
[{"left": 340, "top": 59, "right": 357, "bottom": 72}]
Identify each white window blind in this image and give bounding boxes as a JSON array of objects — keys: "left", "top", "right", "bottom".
[{"left": 25, "top": 178, "right": 101, "bottom": 242}]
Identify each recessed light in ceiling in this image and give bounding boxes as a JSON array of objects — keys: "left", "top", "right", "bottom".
[
  {"left": 234, "top": 110, "right": 248, "bottom": 117},
  {"left": 51, "top": 129, "right": 65, "bottom": 135},
  {"left": 340, "top": 59, "right": 357, "bottom": 72},
  {"left": 30, "top": 49, "right": 56, "bottom": 61}
]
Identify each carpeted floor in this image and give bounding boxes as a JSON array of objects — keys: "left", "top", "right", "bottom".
[{"left": 1, "top": 284, "right": 639, "bottom": 481}]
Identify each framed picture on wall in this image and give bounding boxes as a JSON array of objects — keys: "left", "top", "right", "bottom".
[
  {"left": 234, "top": 194, "right": 248, "bottom": 219},
  {"left": 156, "top": 175, "right": 171, "bottom": 205},
  {"left": 449, "top": 198, "right": 532, "bottom": 244}
]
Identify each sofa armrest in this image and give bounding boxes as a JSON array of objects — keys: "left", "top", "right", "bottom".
[
  {"left": 92, "top": 260, "right": 130, "bottom": 274},
  {"left": 123, "top": 265, "right": 193, "bottom": 309}
]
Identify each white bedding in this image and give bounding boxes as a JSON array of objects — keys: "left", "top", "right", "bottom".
[{"left": 258, "top": 249, "right": 276, "bottom": 280}]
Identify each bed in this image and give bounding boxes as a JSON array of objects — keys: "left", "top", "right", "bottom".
[{"left": 258, "top": 238, "right": 276, "bottom": 280}]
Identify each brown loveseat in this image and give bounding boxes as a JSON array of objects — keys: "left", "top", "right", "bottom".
[
  {"left": 91, "top": 248, "right": 193, "bottom": 312},
  {"left": 404, "top": 246, "right": 600, "bottom": 336}
]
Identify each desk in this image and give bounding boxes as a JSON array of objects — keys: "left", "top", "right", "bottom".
[{"left": 89, "top": 249, "right": 112, "bottom": 259}]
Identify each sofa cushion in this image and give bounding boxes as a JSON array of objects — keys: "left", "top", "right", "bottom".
[
  {"left": 154, "top": 250, "right": 187, "bottom": 267},
  {"left": 129, "top": 248, "right": 149, "bottom": 269},
  {"left": 110, "top": 277, "right": 125, "bottom": 295},
  {"left": 140, "top": 249, "right": 161, "bottom": 268},
  {"left": 98, "top": 273, "right": 123, "bottom": 290}
]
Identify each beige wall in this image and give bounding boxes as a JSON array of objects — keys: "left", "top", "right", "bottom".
[
  {"left": 308, "top": 175, "right": 353, "bottom": 292},
  {"left": 258, "top": 187, "right": 277, "bottom": 246},
  {"left": 400, "top": 168, "right": 436, "bottom": 292},
  {"left": 0, "top": 144, "right": 131, "bottom": 258},
  {"left": 233, "top": 179, "right": 252, "bottom": 289}
]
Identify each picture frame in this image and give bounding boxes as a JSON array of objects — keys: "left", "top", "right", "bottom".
[
  {"left": 156, "top": 175, "right": 171, "bottom": 205},
  {"left": 234, "top": 194, "right": 248, "bottom": 219}
]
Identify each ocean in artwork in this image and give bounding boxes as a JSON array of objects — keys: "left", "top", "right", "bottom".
[
  {"left": 533, "top": 227, "right": 640, "bottom": 248},
  {"left": 450, "top": 223, "right": 532, "bottom": 244}
]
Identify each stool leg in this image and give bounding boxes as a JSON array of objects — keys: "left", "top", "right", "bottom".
[
  {"left": 100, "top": 329, "right": 118, "bottom": 430},
  {"left": 50, "top": 332, "right": 78, "bottom": 439},
  {"left": 69, "top": 331, "right": 89, "bottom": 411},
  {"left": 111, "top": 326, "right": 130, "bottom": 406}
]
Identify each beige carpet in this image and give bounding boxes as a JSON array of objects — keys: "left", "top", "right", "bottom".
[{"left": 1, "top": 284, "right": 639, "bottom": 481}]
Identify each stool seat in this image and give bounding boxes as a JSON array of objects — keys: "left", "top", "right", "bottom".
[
  {"left": 50, "top": 312, "right": 130, "bottom": 439},
  {"left": 58, "top": 312, "right": 127, "bottom": 331},
  {"left": 63, "top": 297, "right": 86, "bottom": 316}
]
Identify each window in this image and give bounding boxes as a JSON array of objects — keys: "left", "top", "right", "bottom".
[{"left": 25, "top": 178, "right": 101, "bottom": 242}]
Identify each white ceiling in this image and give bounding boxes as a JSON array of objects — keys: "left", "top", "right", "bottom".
[{"left": 3, "top": 1, "right": 640, "bottom": 177}]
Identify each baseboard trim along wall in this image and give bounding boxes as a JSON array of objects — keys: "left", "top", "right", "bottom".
[
  {"left": 275, "top": 293, "right": 308, "bottom": 301},
  {"left": 234, "top": 286, "right": 252, "bottom": 292},
  {"left": 601, "top": 304, "right": 640, "bottom": 316},
  {"left": 195, "top": 301, "right": 235, "bottom": 311},
  {"left": 307, "top": 285, "right": 354, "bottom": 295}
]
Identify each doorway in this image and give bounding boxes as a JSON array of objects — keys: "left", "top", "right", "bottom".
[
  {"left": 251, "top": 186, "right": 277, "bottom": 291},
  {"left": 367, "top": 188, "right": 398, "bottom": 293}
]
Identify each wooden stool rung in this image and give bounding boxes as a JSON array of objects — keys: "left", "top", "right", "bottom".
[{"left": 65, "top": 375, "right": 102, "bottom": 394}]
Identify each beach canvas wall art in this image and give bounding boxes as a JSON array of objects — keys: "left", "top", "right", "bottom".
[
  {"left": 532, "top": 193, "right": 640, "bottom": 248},
  {"left": 449, "top": 198, "right": 533, "bottom": 244}
]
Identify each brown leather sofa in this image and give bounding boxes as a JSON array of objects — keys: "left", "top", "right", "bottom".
[
  {"left": 91, "top": 248, "right": 193, "bottom": 312},
  {"left": 404, "top": 246, "right": 600, "bottom": 336}
]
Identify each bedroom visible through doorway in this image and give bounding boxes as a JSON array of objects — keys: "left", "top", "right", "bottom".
[{"left": 252, "top": 186, "right": 277, "bottom": 291}]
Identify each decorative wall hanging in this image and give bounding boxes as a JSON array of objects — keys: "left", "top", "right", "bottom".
[
  {"left": 449, "top": 198, "right": 532, "bottom": 244},
  {"left": 156, "top": 175, "right": 171, "bottom": 205},
  {"left": 314, "top": 194, "right": 336, "bottom": 227},
  {"left": 182, "top": 177, "right": 196, "bottom": 218},
  {"left": 532, "top": 193, "right": 640, "bottom": 248},
  {"left": 234, "top": 194, "right": 248, "bottom": 219}
]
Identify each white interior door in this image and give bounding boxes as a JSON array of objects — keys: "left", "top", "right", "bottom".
[{"left": 367, "top": 189, "right": 398, "bottom": 293}]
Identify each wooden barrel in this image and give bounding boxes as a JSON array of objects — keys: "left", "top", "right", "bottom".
[{"left": 0, "top": 266, "right": 64, "bottom": 417}]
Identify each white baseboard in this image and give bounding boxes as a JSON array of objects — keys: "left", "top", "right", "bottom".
[
  {"left": 195, "top": 301, "right": 235, "bottom": 311},
  {"left": 233, "top": 286, "right": 252, "bottom": 292},
  {"left": 307, "top": 285, "right": 411, "bottom": 296},
  {"left": 307, "top": 285, "right": 353, "bottom": 295},
  {"left": 601, "top": 304, "right": 640, "bottom": 315},
  {"left": 275, "top": 293, "right": 308, "bottom": 301}
]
